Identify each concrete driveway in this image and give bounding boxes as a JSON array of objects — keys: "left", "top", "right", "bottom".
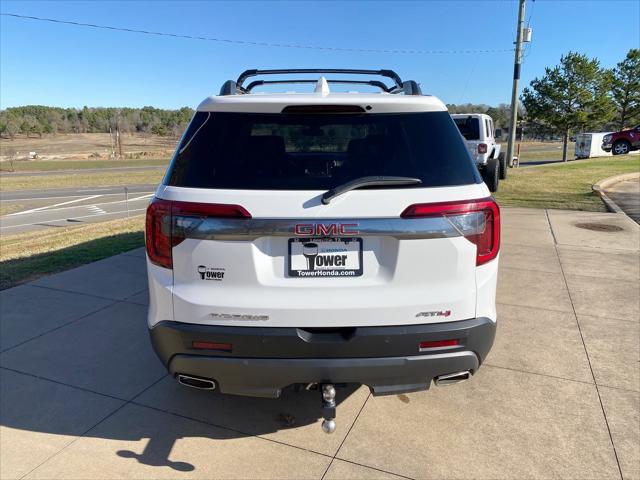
[{"left": 1, "top": 207, "right": 638, "bottom": 480}]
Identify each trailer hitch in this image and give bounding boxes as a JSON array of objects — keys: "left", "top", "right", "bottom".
[{"left": 320, "top": 384, "right": 337, "bottom": 434}]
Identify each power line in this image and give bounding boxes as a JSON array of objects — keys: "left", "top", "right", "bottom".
[
  {"left": 526, "top": 0, "right": 536, "bottom": 27},
  {"left": 0, "top": 12, "right": 514, "bottom": 56},
  {"left": 522, "top": 0, "right": 535, "bottom": 61}
]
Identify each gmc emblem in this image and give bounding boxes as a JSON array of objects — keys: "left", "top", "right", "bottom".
[{"left": 294, "top": 223, "right": 360, "bottom": 236}]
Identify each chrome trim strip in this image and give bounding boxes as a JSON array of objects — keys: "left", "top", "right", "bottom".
[{"left": 174, "top": 216, "right": 461, "bottom": 241}]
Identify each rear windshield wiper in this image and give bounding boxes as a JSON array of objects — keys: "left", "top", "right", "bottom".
[{"left": 321, "top": 176, "right": 422, "bottom": 205}]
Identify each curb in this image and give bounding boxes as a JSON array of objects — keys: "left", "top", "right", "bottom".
[{"left": 592, "top": 172, "right": 640, "bottom": 214}]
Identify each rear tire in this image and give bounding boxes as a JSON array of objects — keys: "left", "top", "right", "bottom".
[
  {"left": 612, "top": 140, "right": 631, "bottom": 155},
  {"left": 482, "top": 157, "right": 499, "bottom": 192},
  {"left": 498, "top": 152, "right": 507, "bottom": 180}
]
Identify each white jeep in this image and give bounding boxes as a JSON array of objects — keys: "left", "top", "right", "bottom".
[
  {"left": 451, "top": 113, "right": 506, "bottom": 192},
  {"left": 146, "top": 69, "right": 499, "bottom": 433}
]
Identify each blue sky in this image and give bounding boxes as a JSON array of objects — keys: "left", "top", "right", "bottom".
[{"left": 1, "top": 0, "right": 638, "bottom": 109}]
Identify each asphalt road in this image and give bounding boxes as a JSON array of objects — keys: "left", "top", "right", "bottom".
[
  {"left": 0, "top": 184, "right": 157, "bottom": 234},
  {"left": 0, "top": 184, "right": 156, "bottom": 202},
  {"left": 605, "top": 175, "right": 640, "bottom": 224}
]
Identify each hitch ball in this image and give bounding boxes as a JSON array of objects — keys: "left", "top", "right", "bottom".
[
  {"left": 320, "top": 384, "right": 337, "bottom": 434},
  {"left": 322, "top": 384, "right": 336, "bottom": 402},
  {"left": 321, "top": 419, "right": 336, "bottom": 434}
]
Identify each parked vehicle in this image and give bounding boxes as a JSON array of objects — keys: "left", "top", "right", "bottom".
[
  {"left": 146, "top": 69, "right": 499, "bottom": 433},
  {"left": 451, "top": 113, "right": 506, "bottom": 192},
  {"left": 575, "top": 132, "right": 613, "bottom": 159},
  {"left": 602, "top": 125, "right": 640, "bottom": 155}
]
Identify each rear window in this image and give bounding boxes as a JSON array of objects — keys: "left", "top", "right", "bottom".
[
  {"left": 166, "top": 111, "right": 480, "bottom": 190},
  {"left": 453, "top": 117, "right": 481, "bottom": 141}
]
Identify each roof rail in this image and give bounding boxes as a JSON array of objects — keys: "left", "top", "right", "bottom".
[
  {"left": 218, "top": 69, "right": 422, "bottom": 96},
  {"left": 244, "top": 79, "right": 394, "bottom": 93}
]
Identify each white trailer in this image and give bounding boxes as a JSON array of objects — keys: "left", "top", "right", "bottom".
[{"left": 575, "top": 132, "right": 613, "bottom": 159}]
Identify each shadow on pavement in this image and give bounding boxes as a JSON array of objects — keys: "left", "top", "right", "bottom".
[
  {"left": 0, "top": 244, "right": 363, "bottom": 474},
  {"left": 116, "top": 383, "right": 359, "bottom": 472},
  {"left": 1, "top": 364, "right": 360, "bottom": 473}
]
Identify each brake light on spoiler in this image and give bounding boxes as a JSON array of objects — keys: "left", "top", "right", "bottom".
[
  {"left": 401, "top": 198, "right": 500, "bottom": 266},
  {"left": 145, "top": 198, "right": 251, "bottom": 269}
]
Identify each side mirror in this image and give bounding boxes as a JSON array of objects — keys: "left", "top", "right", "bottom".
[{"left": 494, "top": 129, "right": 502, "bottom": 138}]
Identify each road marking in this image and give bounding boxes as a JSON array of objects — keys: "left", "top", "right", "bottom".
[
  {"left": 1, "top": 194, "right": 108, "bottom": 202},
  {"left": 126, "top": 193, "right": 154, "bottom": 202},
  {"left": 1, "top": 192, "right": 155, "bottom": 218},
  {"left": 0, "top": 208, "right": 147, "bottom": 230},
  {"left": 87, "top": 205, "right": 107, "bottom": 214},
  {"left": 0, "top": 190, "right": 155, "bottom": 202},
  {"left": 78, "top": 188, "right": 112, "bottom": 192},
  {"left": 8, "top": 195, "right": 103, "bottom": 216}
]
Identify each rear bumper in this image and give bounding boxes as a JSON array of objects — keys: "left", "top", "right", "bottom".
[{"left": 149, "top": 317, "right": 496, "bottom": 398}]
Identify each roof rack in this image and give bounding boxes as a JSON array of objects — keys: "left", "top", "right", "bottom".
[
  {"left": 219, "top": 69, "right": 422, "bottom": 96},
  {"left": 244, "top": 79, "right": 393, "bottom": 93}
]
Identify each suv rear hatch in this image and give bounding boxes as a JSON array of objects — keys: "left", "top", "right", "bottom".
[
  {"left": 453, "top": 116, "right": 484, "bottom": 161},
  {"left": 148, "top": 109, "right": 497, "bottom": 328}
]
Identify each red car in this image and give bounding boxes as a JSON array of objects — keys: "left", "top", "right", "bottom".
[{"left": 602, "top": 125, "right": 640, "bottom": 155}]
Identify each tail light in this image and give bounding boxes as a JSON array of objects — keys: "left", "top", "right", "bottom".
[
  {"left": 146, "top": 198, "right": 173, "bottom": 269},
  {"left": 401, "top": 198, "right": 500, "bottom": 266},
  {"left": 477, "top": 143, "right": 488, "bottom": 154},
  {"left": 145, "top": 198, "right": 251, "bottom": 269}
]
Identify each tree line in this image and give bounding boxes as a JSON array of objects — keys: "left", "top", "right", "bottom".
[
  {"left": 1, "top": 48, "right": 636, "bottom": 163},
  {"left": 0, "top": 105, "right": 194, "bottom": 139},
  {"left": 3, "top": 102, "right": 512, "bottom": 140},
  {"left": 522, "top": 48, "right": 639, "bottom": 161}
]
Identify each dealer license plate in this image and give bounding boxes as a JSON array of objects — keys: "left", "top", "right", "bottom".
[{"left": 288, "top": 237, "right": 363, "bottom": 277}]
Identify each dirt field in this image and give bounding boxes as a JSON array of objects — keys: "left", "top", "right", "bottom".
[
  {"left": 1, "top": 135, "right": 572, "bottom": 162},
  {"left": 0, "top": 133, "right": 176, "bottom": 161}
]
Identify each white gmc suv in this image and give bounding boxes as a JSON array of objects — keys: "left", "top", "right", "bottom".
[{"left": 146, "top": 69, "right": 499, "bottom": 433}]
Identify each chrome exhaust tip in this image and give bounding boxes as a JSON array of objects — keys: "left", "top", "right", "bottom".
[
  {"left": 177, "top": 374, "right": 216, "bottom": 390},
  {"left": 434, "top": 371, "right": 471, "bottom": 386}
]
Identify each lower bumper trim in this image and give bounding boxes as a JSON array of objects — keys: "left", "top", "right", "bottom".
[
  {"left": 169, "top": 351, "right": 480, "bottom": 398},
  {"left": 150, "top": 317, "right": 495, "bottom": 398}
]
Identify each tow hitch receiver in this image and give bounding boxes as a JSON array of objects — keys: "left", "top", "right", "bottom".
[{"left": 320, "top": 384, "right": 337, "bottom": 434}]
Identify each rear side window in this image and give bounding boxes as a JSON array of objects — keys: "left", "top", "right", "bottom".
[
  {"left": 166, "top": 111, "right": 480, "bottom": 190},
  {"left": 453, "top": 117, "right": 480, "bottom": 141}
]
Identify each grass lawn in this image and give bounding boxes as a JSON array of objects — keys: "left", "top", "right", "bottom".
[
  {"left": 0, "top": 158, "right": 168, "bottom": 173},
  {"left": 495, "top": 155, "right": 640, "bottom": 211},
  {"left": 498, "top": 141, "right": 575, "bottom": 163},
  {"left": 0, "top": 216, "right": 144, "bottom": 290},
  {"left": 0, "top": 169, "right": 164, "bottom": 191}
]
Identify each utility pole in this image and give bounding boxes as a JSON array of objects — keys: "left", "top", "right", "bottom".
[
  {"left": 506, "top": 0, "right": 526, "bottom": 167},
  {"left": 113, "top": 111, "right": 123, "bottom": 159},
  {"left": 109, "top": 126, "right": 115, "bottom": 159}
]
